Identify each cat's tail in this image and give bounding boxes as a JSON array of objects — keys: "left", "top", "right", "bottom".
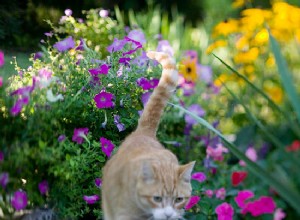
[{"left": 136, "top": 51, "right": 178, "bottom": 136}]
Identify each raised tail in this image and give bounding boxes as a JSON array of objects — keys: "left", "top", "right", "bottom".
[{"left": 136, "top": 51, "right": 178, "bottom": 136}]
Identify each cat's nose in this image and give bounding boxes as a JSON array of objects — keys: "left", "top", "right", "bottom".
[{"left": 164, "top": 207, "right": 174, "bottom": 218}]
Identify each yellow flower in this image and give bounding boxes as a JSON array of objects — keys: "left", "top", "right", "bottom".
[
  {"left": 266, "top": 56, "right": 275, "bottom": 67},
  {"left": 232, "top": 0, "right": 248, "bottom": 8},
  {"left": 264, "top": 85, "right": 283, "bottom": 104},
  {"left": 253, "top": 29, "right": 269, "bottom": 45},
  {"left": 212, "top": 19, "right": 239, "bottom": 38},
  {"left": 240, "top": 9, "right": 272, "bottom": 32},
  {"left": 179, "top": 58, "right": 198, "bottom": 82},
  {"left": 233, "top": 47, "right": 259, "bottom": 64},
  {"left": 214, "top": 73, "right": 230, "bottom": 87},
  {"left": 206, "top": 40, "right": 227, "bottom": 54},
  {"left": 235, "top": 35, "right": 250, "bottom": 50}
]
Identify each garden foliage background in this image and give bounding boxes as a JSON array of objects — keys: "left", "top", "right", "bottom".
[{"left": 1, "top": 0, "right": 300, "bottom": 219}]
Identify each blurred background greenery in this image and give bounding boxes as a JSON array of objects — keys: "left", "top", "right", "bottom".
[{"left": 1, "top": 0, "right": 299, "bottom": 51}]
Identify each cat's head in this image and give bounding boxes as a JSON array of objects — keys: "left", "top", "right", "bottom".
[{"left": 136, "top": 160, "right": 195, "bottom": 220}]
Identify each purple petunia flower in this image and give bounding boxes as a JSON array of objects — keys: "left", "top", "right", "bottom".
[
  {"left": 95, "top": 178, "right": 102, "bottom": 188},
  {"left": 33, "top": 52, "right": 43, "bottom": 60},
  {"left": 107, "top": 38, "right": 127, "bottom": 53},
  {"left": 0, "top": 152, "right": 3, "bottom": 162},
  {"left": 11, "top": 191, "right": 28, "bottom": 210},
  {"left": 132, "top": 51, "right": 149, "bottom": 67},
  {"left": 94, "top": 91, "right": 114, "bottom": 109},
  {"left": 76, "top": 38, "right": 86, "bottom": 51},
  {"left": 141, "top": 91, "right": 152, "bottom": 106},
  {"left": 72, "top": 128, "right": 89, "bottom": 144},
  {"left": 44, "top": 32, "right": 53, "bottom": 37},
  {"left": 198, "top": 64, "right": 212, "bottom": 84},
  {"left": 156, "top": 40, "right": 174, "bottom": 56},
  {"left": 89, "top": 64, "right": 110, "bottom": 75},
  {"left": 0, "top": 172, "right": 9, "bottom": 188},
  {"left": 58, "top": 134, "right": 66, "bottom": 142},
  {"left": 38, "top": 180, "right": 49, "bottom": 195},
  {"left": 53, "top": 36, "right": 75, "bottom": 52},
  {"left": 184, "top": 50, "right": 198, "bottom": 62},
  {"left": 136, "top": 77, "right": 159, "bottom": 90},
  {"left": 122, "top": 37, "right": 142, "bottom": 56},
  {"left": 184, "top": 104, "right": 206, "bottom": 125},
  {"left": 64, "top": 9, "right": 72, "bottom": 16},
  {"left": 83, "top": 195, "right": 100, "bottom": 204},
  {"left": 191, "top": 172, "right": 207, "bottom": 183},
  {"left": 114, "top": 115, "right": 125, "bottom": 132},
  {"left": 127, "top": 29, "right": 146, "bottom": 46},
  {"left": 100, "top": 137, "right": 114, "bottom": 157}
]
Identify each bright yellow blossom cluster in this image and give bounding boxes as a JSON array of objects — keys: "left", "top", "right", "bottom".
[{"left": 208, "top": 1, "right": 300, "bottom": 104}]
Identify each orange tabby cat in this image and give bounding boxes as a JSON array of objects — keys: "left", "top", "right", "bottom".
[{"left": 102, "top": 51, "right": 195, "bottom": 220}]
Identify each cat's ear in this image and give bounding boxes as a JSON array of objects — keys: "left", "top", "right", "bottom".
[
  {"left": 141, "top": 161, "right": 155, "bottom": 184},
  {"left": 178, "top": 161, "right": 195, "bottom": 183}
]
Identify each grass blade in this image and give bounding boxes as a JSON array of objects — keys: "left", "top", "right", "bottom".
[
  {"left": 213, "top": 54, "right": 300, "bottom": 137},
  {"left": 269, "top": 33, "right": 300, "bottom": 123},
  {"left": 170, "top": 102, "right": 300, "bottom": 214}
]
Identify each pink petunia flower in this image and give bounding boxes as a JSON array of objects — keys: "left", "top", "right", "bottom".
[
  {"left": 94, "top": 91, "right": 114, "bottom": 109},
  {"left": 206, "top": 144, "right": 228, "bottom": 162},
  {"left": 0, "top": 77, "right": 3, "bottom": 87},
  {"left": 215, "top": 202, "right": 234, "bottom": 220},
  {"left": 234, "top": 190, "right": 254, "bottom": 208},
  {"left": 99, "top": 9, "right": 109, "bottom": 18},
  {"left": 274, "top": 208, "right": 286, "bottom": 220},
  {"left": 239, "top": 147, "right": 257, "bottom": 166},
  {"left": 11, "top": 191, "right": 28, "bottom": 210},
  {"left": 0, "top": 51, "right": 4, "bottom": 67},
  {"left": 215, "top": 187, "right": 226, "bottom": 200},
  {"left": 191, "top": 172, "right": 206, "bottom": 183},
  {"left": 83, "top": 195, "right": 100, "bottom": 204},
  {"left": 38, "top": 180, "right": 49, "bottom": 195},
  {"left": 100, "top": 137, "right": 114, "bottom": 157},
  {"left": 88, "top": 64, "right": 110, "bottom": 75},
  {"left": 53, "top": 36, "right": 75, "bottom": 52},
  {"left": 72, "top": 128, "right": 89, "bottom": 144},
  {"left": 185, "top": 195, "right": 200, "bottom": 210},
  {"left": 205, "top": 189, "right": 214, "bottom": 198}
]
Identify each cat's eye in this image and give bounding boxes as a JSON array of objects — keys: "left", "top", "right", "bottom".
[
  {"left": 153, "top": 196, "right": 163, "bottom": 203},
  {"left": 175, "top": 197, "right": 184, "bottom": 203}
]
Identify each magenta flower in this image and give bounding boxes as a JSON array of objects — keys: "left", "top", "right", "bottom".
[
  {"left": 72, "top": 128, "right": 89, "bottom": 144},
  {"left": 0, "top": 77, "right": 3, "bottom": 87},
  {"left": 191, "top": 172, "right": 206, "bottom": 183},
  {"left": 89, "top": 64, "right": 110, "bottom": 75},
  {"left": 215, "top": 202, "right": 234, "bottom": 220},
  {"left": 242, "top": 196, "right": 276, "bottom": 217},
  {"left": 38, "top": 180, "right": 49, "bottom": 195},
  {"left": 185, "top": 195, "right": 200, "bottom": 210},
  {"left": 53, "top": 36, "right": 75, "bottom": 52},
  {"left": 0, "top": 51, "right": 4, "bottom": 67},
  {"left": 0, "top": 172, "right": 9, "bottom": 188},
  {"left": 83, "top": 195, "right": 99, "bottom": 204},
  {"left": 100, "top": 137, "right": 114, "bottom": 157},
  {"left": 136, "top": 77, "right": 159, "bottom": 90},
  {"left": 205, "top": 189, "right": 214, "bottom": 198},
  {"left": 11, "top": 191, "right": 28, "bottom": 210},
  {"left": 94, "top": 91, "right": 114, "bottom": 109},
  {"left": 206, "top": 144, "right": 229, "bottom": 161},
  {"left": 95, "top": 178, "right": 102, "bottom": 188},
  {"left": 274, "top": 208, "right": 286, "bottom": 220},
  {"left": 58, "top": 134, "right": 66, "bottom": 142},
  {"left": 157, "top": 40, "right": 174, "bottom": 56},
  {"left": 239, "top": 147, "right": 258, "bottom": 166},
  {"left": 107, "top": 38, "right": 126, "bottom": 53},
  {"left": 184, "top": 104, "right": 205, "bottom": 125},
  {"left": 234, "top": 190, "right": 254, "bottom": 209},
  {"left": 119, "top": 57, "right": 131, "bottom": 66},
  {"left": 122, "top": 36, "right": 142, "bottom": 56},
  {"left": 215, "top": 187, "right": 226, "bottom": 200},
  {"left": 114, "top": 115, "right": 125, "bottom": 132}
]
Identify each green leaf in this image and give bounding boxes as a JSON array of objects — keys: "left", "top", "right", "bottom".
[
  {"left": 269, "top": 32, "right": 300, "bottom": 123},
  {"left": 170, "top": 102, "right": 300, "bottom": 214}
]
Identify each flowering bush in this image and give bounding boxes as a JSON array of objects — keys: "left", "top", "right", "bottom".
[{"left": 1, "top": 2, "right": 300, "bottom": 220}]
